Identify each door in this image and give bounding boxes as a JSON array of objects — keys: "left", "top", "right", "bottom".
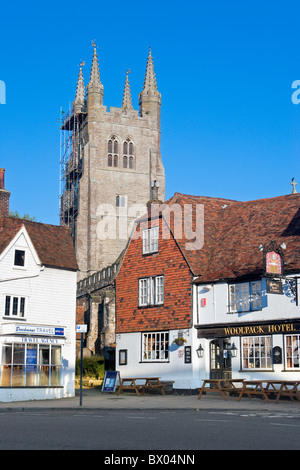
[{"left": 210, "top": 339, "right": 232, "bottom": 380}]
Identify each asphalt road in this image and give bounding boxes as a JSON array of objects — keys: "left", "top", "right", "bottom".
[{"left": 0, "top": 408, "right": 299, "bottom": 451}]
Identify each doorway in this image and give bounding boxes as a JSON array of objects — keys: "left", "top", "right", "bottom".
[{"left": 210, "top": 339, "right": 232, "bottom": 380}]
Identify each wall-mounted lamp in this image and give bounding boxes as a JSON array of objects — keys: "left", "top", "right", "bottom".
[
  {"left": 230, "top": 344, "right": 238, "bottom": 358},
  {"left": 196, "top": 344, "right": 204, "bottom": 358}
]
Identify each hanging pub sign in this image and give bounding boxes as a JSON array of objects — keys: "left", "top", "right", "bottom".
[
  {"left": 266, "top": 278, "right": 283, "bottom": 295},
  {"left": 266, "top": 251, "right": 282, "bottom": 275},
  {"left": 263, "top": 241, "right": 284, "bottom": 277}
]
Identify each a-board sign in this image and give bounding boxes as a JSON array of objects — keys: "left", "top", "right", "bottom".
[{"left": 102, "top": 371, "right": 120, "bottom": 392}]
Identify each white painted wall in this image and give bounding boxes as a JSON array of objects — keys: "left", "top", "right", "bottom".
[{"left": 0, "top": 226, "right": 77, "bottom": 402}]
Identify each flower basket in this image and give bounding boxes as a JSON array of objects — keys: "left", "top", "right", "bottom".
[{"left": 173, "top": 337, "right": 187, "bottom": 346}]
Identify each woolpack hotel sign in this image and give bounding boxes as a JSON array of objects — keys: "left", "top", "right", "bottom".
[{"left": 196, "top": 320, "right": 300, "bottom": 338}]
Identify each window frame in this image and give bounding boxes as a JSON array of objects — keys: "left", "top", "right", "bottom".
[
  {"left": 107, "top": 136, "right": 119, "bottom": 167},
  {"left": 142, "top": 331, "right": 169, "bottom": 362},
  {"left": 4, "top": 295, "right": 26, "bottom": 318},
  {"left": 285, "top": 334, "right": 300, "bottom": 369},
  {"left": 229, "top": 280, "right": 262, "bottom": 313},
  {"left": 241, "top": 335, "right": 273, "bottom": 370},
  {"left": 0, "top": 342, "right": 62, "bottom": 387},
  {"left": 123, "top": 138, "right": 134, "bottom": 169},
  {"left": 142, "top": 227, "right": 159, "bottom": 255},
  {"left": 138, "top": 275, "right": 164, "bottom": 307},
  {"left": 14, "top": 249, "right": 25, "bottom": 267}
]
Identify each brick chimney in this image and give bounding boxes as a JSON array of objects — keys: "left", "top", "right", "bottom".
[{"left": 0, "top": 169, "right": 10, "bottom": 217}]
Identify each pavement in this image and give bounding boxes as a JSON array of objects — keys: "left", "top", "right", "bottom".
[{"left": 0, "top": 388, "right": 300, "bottom": 413}]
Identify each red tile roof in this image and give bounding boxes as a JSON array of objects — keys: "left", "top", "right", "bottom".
[
  {"left": 0, "top": 217, "right": 78, "bottom": 271},
  {"left": 148, "top": 192, "right": 300, "bottom": 283}
]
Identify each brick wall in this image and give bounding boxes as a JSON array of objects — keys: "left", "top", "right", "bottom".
[
  {"left": 116, "top": 216, "right": 192, "bottom": 333},
  {"left": 0, "top": 190, "right": 10, "bottom": 217}
]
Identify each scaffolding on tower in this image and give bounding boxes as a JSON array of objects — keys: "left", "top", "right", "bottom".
[{"left": 59, "top": 103, "right": 86, "bottom": 240}]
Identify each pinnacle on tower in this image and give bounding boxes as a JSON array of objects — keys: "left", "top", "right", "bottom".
[
  {"left": 122, "top": 70, "right": 133, "bottom": 111},
  {"left": 139, "top": 47, "right": 161, "bottom": 127},
  {"left": 73, "top": 62, "right": 85, "bottom": 113},
  {"left": 87, "top": 42, "right": 103, "bottom": 93},
  {"left": 141, "top": 47, "right": 160, "bottom": 96}
]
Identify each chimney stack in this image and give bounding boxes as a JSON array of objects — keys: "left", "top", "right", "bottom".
[{"left": 0, "top": 169, "right": 10, "bottom": 217}]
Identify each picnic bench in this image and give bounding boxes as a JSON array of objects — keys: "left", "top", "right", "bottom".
[
  {"left": 116, "top": 377, "right": 166, "bottom": 396},
  {"left": 198, "top": 379, "right": 245, "bottom": 400},
  {"left": 237, "top": 380, "right": 300, "bottom": 403}
]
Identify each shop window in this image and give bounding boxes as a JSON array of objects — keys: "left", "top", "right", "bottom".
[
  {"left": 142, "top": 332, "right": 169, "bottom": 362},
  {"left": 0, "top": 343, "right": 62, "bottom": 387},
  {"left": 4, "top": 295, "right": 26, "bottom": 318},
  {"left": 285, "top": 335, "right": 300, "bottom": 369},
  {"left": 229, "top": 281, "right": 262, "bottom": 313},
  {"left": 143, "top": 227, "right": 159, "bottom": 254},
  {"left": 139, "top": 275, "right": 164, "bottom": 307},
  {"left": 242, "top": 336, "right": 272, "bottom": 370}
]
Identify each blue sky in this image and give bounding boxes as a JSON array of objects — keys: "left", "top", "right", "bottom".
[{"left": 0, "top": 0, "right": 299, "bottom": 225}]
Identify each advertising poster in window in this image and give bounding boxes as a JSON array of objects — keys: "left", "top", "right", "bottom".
[{"left": 26, "top": 346, "right": 37, "bottom": 372}]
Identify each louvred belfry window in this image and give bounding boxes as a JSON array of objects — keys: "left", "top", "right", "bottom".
[{"left": 108, "top": 136, "right": 119, "bottom": 167}]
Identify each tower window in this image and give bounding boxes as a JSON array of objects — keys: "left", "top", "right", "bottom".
[
  {"left": 123, "top": 138, "right": 134, "bottom": 169},
  {"left": 108, "top": 136, "right": 119, "bottom": 167},
  {"left": 116, "top": 195, "right": 127, "bottom": 208}
]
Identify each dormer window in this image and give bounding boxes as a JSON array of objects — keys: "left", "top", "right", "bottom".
[{"left": 14, "top": 250, "right": 25, "bottom": 267}]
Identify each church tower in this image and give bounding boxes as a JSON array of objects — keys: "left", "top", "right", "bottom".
[{"left": 60, "top": 45, "right": 165, "bottom": 280}]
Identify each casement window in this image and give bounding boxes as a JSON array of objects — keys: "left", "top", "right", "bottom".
[
  {"left": 0, "top": 343, "right": 62, "bottom": 387},
  {"left": 143, "top": 227, "right": 159, "bottom": 254},
  {"left": 143, "top": 332, "right": 169, "bottom": 361},
  {"left": 14, "top": 250, "right": 25, "bottom": 267},
  {"left": 229, "top": 281, "right": 262, "bottom": 313},
  {"left": 4, "top": 295, "right": 26, "bottom": 318},
  {"left": 285, "top": 335, "right": 300, "bottom": 369},
  {"left": 138, "top": 276, "right": 164, "bottom": 307},
  {"left": 242, "top": 336, "right": 272, "bottom": 370}
]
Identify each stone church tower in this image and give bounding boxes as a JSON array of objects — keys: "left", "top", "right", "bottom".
[{"left": 60, "top": 45, "right": 165, "bottom": 281}]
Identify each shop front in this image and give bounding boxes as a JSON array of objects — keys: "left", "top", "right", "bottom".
[
  {"left": 196, "top": 319, "right": 300, "bottom": 381},
  {"left": 0, "top": 323, "right": 71, "bottom": 402}
]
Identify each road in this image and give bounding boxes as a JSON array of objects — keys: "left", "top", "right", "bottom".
[{"left": 0, "top": 408, "right": 299, "bottom": 451}]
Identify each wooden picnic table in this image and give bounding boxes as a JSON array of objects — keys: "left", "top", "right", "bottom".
[
  {"left": 238, "top": 380, "right": 271, "bottom": 403},
  {"left": 267, "top": 380, "right": 300, "bottom": 403},
  {"left": 238, "top": 380, "right": 300, "bottom": 403},
  {"left": 116, "top": 377, "right": 166, "bottom": 396},
  {"left": 198, "top": 379, "right": 245, "bottom": 400}
]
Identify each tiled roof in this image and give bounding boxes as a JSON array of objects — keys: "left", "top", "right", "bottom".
[
  {"left": 156, "top": 192, "right": 300, "bottom": 282},
  {"left": 0, "top": 217, "right": 78, "bottom": 271}
]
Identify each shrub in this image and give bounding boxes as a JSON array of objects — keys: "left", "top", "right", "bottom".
[{"left": 75, "top": 355, "right": 105, "bottom": 379}]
